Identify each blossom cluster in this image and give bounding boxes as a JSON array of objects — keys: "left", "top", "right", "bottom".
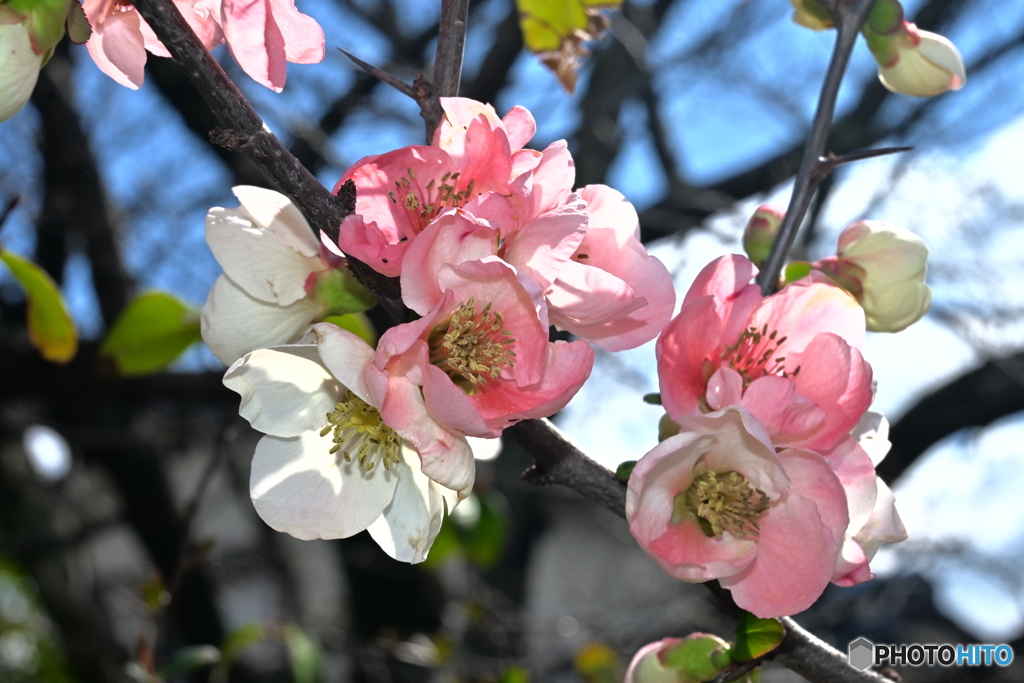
[
  {"left": 203, "top": 98, "right": 676, "bottom": 564},
  {"left": 626, "top": 254, "right": 908, "bottom": 618}
]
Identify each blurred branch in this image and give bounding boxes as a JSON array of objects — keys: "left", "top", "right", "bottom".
[{"left": 755, "top": 0, "right": 876, "bottom": 294}]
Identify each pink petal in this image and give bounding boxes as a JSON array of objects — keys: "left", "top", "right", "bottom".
[
  {"left": 400, "top": 211, "right": 498, "bottom": 314},
  {"left": 739, "top": 375, "right": 826, "bottom": 446},
  {"left": 823, "top": 435, "right": 877, "bottom": 537},
  {"left": 719, "top": 449, "right": 847, "bottom": 617},
  {"left": 221, "top": 0, "right": 287, "bottom": 91},
  {"left": 467, "top": 339, "right": 594, "bottom": 433},
  {"left": 337, "top": 146, "right": 461, "bottom": 244},
  {"left": 268, "top": 0, "right": 324, "bottom": 63},
  {"left": 750, "top": 280, "right": 866, "bottom": 356},
  {"left": 705, "top": 366, "right": 744, "bottom": 411},
  {"left": 85, "top": 5, "right": 147, "bottom": 89},
  {"left": 336, "top": 214, "right": 406, "bottom": 278},
  {"left": 683, "top": 254, "right": 758, "bottom": 308},
  {"left": 434, "top": 98, "right": 513, "bottom": 195},
  {"left": 578, "top": 185, "right": 641, "bottom": 244},
  {"left": 502, "top": 104, "right": 536, "bottom": 150},
  {"left": 559, "top": 226, "right": 676, "bottom": 351},
  {"left": 528, "top": 141, "right": 575, "bottom": 217},
  {"left": 789, "top": 333, "right": 874, "bottom": 451},
  {"left": 547, "top": 260, "right": 644, "bottom": 329},
  {"left": 502, "top": 206, "right": 587, "bottom": 291},
  {"left": 658, "top": 296, "right": 725, "bottom": 418}
]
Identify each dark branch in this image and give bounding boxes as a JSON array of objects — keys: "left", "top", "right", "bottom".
[
  {"left": 130, "top": 0, "right": 352, "bottom": 243},
  {"left": 755, "top": 0, "right": 876, "bottom": 295}
]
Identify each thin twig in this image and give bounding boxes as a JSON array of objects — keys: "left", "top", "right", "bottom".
[
  {"left": 755, "top": 0, "right": 877, "bottom": 295},
  {"left": 0, "top": 195, "right": 21, "bottom": 232}
]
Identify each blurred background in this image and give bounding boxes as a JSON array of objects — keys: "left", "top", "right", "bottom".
[{"left": 2, "top": 0, "right": 1024, "bottom": 680}]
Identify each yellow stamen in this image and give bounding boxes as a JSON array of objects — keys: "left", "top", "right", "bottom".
[
  {"left": 319, "top": 391, "right": 400, "bottom": 471},
  {"left": 676, "top": 470, "right": 769, "bottom": 537}
]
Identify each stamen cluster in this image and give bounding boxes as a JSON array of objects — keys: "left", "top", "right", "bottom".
[
  {"left": 683, "top": 470, "right": 769, "bottom": 538},
  {"left": 320, "top": 390, "right": 401, "bottom": 471},
  {"left": 432, "top": 298, "right": 517, "bottom": 387}
]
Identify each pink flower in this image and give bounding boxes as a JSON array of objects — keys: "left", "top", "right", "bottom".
[
  {"left": 366, "top": 258, "right": 593, "bottom": 486},
  {"left": 400, "top": 189, "right": 674, "bottom": 352},
  {"left": 657, "top": 254, "right": 873, "bottom": 451},
  {"left": 626, "top": 408, "right": 849, "bottom": 618},
  {"left": 824, "top": 413, "right": 907, "bottom": 586},
  {"left": 83, "top": 0, "right": 323, "bottom": 90},
  {"left": 335, "top": 99, "right": 526, "bottom": 276}
]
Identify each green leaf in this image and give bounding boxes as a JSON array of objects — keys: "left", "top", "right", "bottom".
[
  {"left": 515, "top": 0, "right": 621, "bottom": 93},
  {"left": 99, "top": 291, "right": 202, "bottom": 375},
  {"left": 64, "top": 0, "right": 92, "bottom": 44},
  {"left": 642, "top": 392, "right": 662, "bottom": 405},
  {"left": 781, "top": 261, "right": 813, "bottom": 286},
  {"left": 615, "top": 461, "right": 636, "bottom": 482},
  {"left": 282, "top": 624, "right": 322, "bottom": 683},
  {"left": 219, "top": 622, "right": 267, "bottom": 665},
  {"left": 498, "top": 665, "right": 530, "bottom": 683},
  {"left": 321, "top": 312, "right": 376, "bottom": 346},
  {"left": 159, "top": 645, "right": 221, "bottom": 678},
  {"left": 574, "top": 642, "right": 621, "bottom": 683},
  {"left": 732, "top": 613, "right": 785, "bottom": 663},
  {"left": 0, "top": 249, "right": 77, "bottom": 363},
  {"left": 309, "top": 267, "right": 376, "bottom": 316}
]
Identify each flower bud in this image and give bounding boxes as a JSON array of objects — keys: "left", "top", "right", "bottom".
[
  {"left": 866, "top": 21, "right": 965, "bottom": 98},
  {"left": 789, "top": 0, "right": 832, "bottom": 31},
  {"left": 814, "top": 220, "right": 930, "bottom": 332},
  {"left": 625, "top": 635, "right": 732, "bottom": 683},
  {"left": 742, "top": 205, "right": 784, "bottom": 268}
]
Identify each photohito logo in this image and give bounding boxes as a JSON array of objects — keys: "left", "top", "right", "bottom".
[{"left": 848, "top": 638, "right": 1015, "bottom": 670}]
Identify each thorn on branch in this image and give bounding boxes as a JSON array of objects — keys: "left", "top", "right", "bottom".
[
  {"left": 209, "top": 127, "right": 255, "bottom": 152},
  {"left": 339, "top": 49, "right": 417, "bottom": 99},
  {"left": 337, "top": 50, "right": 445, "bottom": 143},
  {"left": 811, "top": 146, "right": 915, "bottom": 183}
]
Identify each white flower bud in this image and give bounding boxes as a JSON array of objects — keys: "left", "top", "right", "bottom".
[
  {"left": 0, "top": 19, "right": 44, "bottom": 122},
  {"left": 878, "top": 23, "right": 966, "bottom": 98},
  {"left": 816, "top": 221, "right": 931, "bottom": 333}
]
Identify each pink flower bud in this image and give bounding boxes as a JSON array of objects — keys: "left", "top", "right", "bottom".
[
  {"left": 742, "top": 204, "right": 785, "bottom": 268},
  {"left": 625, "top": 635, "right": 732, "bottom": 683}
]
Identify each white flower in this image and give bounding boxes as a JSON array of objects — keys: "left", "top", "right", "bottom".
[
  {"left": 815, "top": 220, "right": 931, "bottom": 332},
  {"left": 223, "top": 323, "right": 468, "bottom": 563},
  {"left": 878, "top": 23, "right": 966, "bottom": 98},
  {"left": 0, "top": 20, "right": 44, "bottom": 123},
  {"left": 201, "top": 186, "right": 373, "bottom": 364}
]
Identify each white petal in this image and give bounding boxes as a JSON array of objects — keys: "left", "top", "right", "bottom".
[
  {"left": 201, "top": 274, "right": 325, "bottom": 364},
  {"left": 250, "top": 432, "right": 399, "bottom": 540},
  {"left": 232, "top": 186, "right": 320, "bottom": 258},
  {"left": 206, "top": 206, "right": 322, "bottom": 305},
  {"left": 367, "top": 445, "right": 446, "bottom": 563},
  {"left": 312, "top": 323, "right": 375, "bottom": 404},
  {"left": 224, "top": 344, "right": 342, "bottom": 437},
  {"left": 0, "top": 23, "right": 43, "bottom": 123}
]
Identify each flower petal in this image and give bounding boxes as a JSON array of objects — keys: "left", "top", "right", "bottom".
[
  {"left": 206, "top": 206, "right": 322, "bottom": 305},
  {"left": 312, "top": 322, "right": 375, "bottom": 403},
  {"left": 223, "top": 343, "right": 341, "bottom": 437},
  {"left": 250, "top": 431, "right": 399, "bottom": 539},
  {"left": 201, "top": 274, "right": 324, "bottom": 365},
  {"left": 367, "top": 445, "right": 446, "bottom": 563},
  {"left": 232, "top": 185, "right": 319, "bottom": 257}
]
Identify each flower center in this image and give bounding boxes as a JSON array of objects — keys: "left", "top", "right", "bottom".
[
  {"left": 386, "top": 168, "right": 477, "bottom": 236},
  {"left": 429, "top": 297, "right": 516, "bottom": 392},
  {"left": 719, "top": 324, "right": 800, "bottom": 386},
  {"left": 319, "top": 391, "right": 401, "bottom": 471},
  {"left": 674, "top": 470, "right": 769, "bottom": 538}
]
